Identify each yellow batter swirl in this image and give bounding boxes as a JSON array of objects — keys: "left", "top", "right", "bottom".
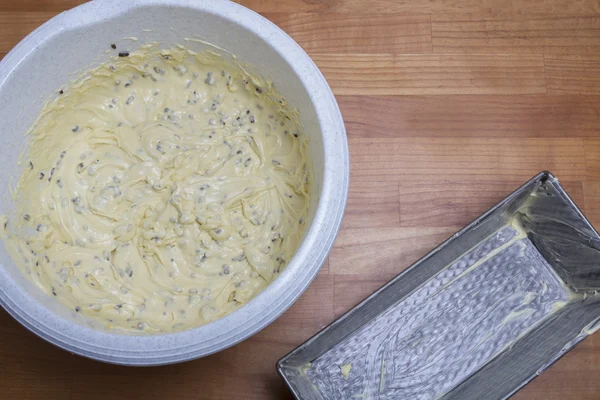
[{"left": 1, "top": 45, "right": 311, "bottom": 333}]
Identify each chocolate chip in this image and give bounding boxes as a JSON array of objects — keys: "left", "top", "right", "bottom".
[
  {"left": 111, "top": 44, "right": 116, "bottom": 49},
  {"left": 118, "top": 52, "right": 129, "bottom": 57},
  {"left": 48, "top": 167, "right": 55, "bottom": 182}
]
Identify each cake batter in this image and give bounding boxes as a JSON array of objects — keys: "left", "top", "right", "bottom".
[{"left": 1, "top": 44, "right": 311, "bottom": 333}]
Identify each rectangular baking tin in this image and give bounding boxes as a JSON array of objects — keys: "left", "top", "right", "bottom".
[{"left": 278, "top": 172, "right": 600, "bottom": 400}]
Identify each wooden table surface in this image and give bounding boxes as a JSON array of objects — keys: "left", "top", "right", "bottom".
[{"left": 1, "top": 0, "right": 600, "bottom": 399}]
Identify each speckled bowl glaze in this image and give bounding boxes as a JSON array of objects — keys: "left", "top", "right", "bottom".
[{"left": 0, "top": 0, "right": 348, "bottom": 365}]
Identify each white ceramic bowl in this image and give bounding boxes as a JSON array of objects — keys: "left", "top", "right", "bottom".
[{"left": 0, "top": 0, "right": 348, "bottom": 365}]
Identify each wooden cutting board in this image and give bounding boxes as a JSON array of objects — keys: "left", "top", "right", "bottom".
[{"left": 0, "top": 1, "right": 599, "bottom": 399}]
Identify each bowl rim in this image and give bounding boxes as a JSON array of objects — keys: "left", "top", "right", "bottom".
[{"left": 0, "top": 0, "right": 349, "bottom": 365}]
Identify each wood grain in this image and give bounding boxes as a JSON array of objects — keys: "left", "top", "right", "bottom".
[
  {"left": 432, "top": 14, "right": 600, "bottom": 54},
  {"left": 0, "top": 12, "right": 57, "bottom": 52},
  {"left": 314, "top": 53, "right": 547, "bottom": 95},
  {"left": 349, "top": 138, "right": 587, "bottom": 182},
  {"left": 339, "top": 95, "right": 600, "bottom": 138},
  {"left": 343, "top": 178, "right": 399, "bottom": 228},
  {"left": 0, "top": 0, "right": 83, "bottom": 12},
  {"left": 239, "top": 0, "right": 600, "bottom": 15},
  {"left": 585, "top": 139, "right": 600, "bottom": 179},
  {"left": 329, "top": 226, "right": 457, "bottom": 275},
  {"left": 1, "top": 1, "right": 600, "bottom": 399},
  {"left": 546, "top": 54, "right": 600, "bottom": 95},
  {"left": 265, "top": 13, "right": 432, "bottom": 54}
]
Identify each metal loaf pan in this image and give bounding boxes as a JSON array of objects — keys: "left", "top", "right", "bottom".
[{"left": 278, "top": 172, "right": 600, "bottom": 400}]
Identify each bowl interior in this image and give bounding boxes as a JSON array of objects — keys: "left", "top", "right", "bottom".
[{"left": 0, "top": 1, "right": 326, "bottom": 332}]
